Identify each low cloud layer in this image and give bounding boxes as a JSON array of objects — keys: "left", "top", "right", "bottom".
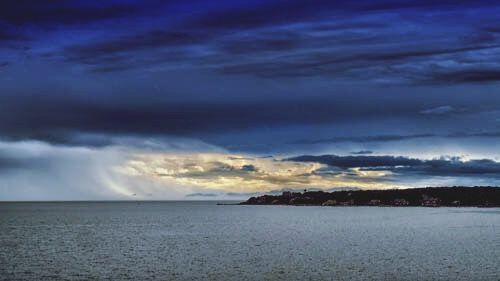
[
  {"left": 120, "top": 152, "right": 500, "bottom": 196},
  {"left": 0, "top": 138, "right": 223, "bottom": 200},
  {"left": 1, "top": 138, "right": 499, "bottom": 200},
  {"left": 0, "top": 140, "right": 128, "bottom": 200},
  {"left": 420, "top": 106, "right": 456, "bottom": 115},
  {"left": 289, "top": 154, "right": 500, "bottom": 179}
]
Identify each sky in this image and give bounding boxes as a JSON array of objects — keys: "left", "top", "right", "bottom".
[{"left": 2, "top": 0, "right": 500, "bottom": 200}]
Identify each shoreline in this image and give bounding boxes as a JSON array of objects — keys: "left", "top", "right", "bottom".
[{"left": 239, "top": 186, "right": 500, "bottom": 207}]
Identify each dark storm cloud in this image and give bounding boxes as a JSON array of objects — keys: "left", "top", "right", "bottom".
[
  {"left": 3, "top": 0, "right": 500, "bottom": 153},
  {"left": 446, "top": 131, "right": 500, "bottom": 138},
  {"left": 361, "top": 0, "right": 499, "bottom": 11},
  {"left": 290, "top": 130, "right": 500, "bottom": 146},
  {"left": 351, "top": 150, "right": 373, "bottom": 155},
  {"left": 291, "top": 134, "right": 435, "bottom": 145},
  {"left": 187, "top": 0, "right": 337, "bottom": 30},
  {"left": 425, "top": 69, "right": 500, "bottom": 84},
  {"left": 241, "top": 164, "right": 258, "bottom": 172},
  {"left": 65, "top": 23, "right": 500, "bottom": 79},
  {"left": 0, "top": 1, "right": 137, "bottom": 25},
  {"left": 65, "top": 37, "right": 208, "bottom": 73},
  {"left": 289, "top": 155, "right": 422, "bottom": 168},
  {"left": 186, "top": 0, "right": 385, "bottom": 30},
  {"left": 419, "top": 106, "right": 456, "bottom": 115},
  {"left": 0, "top": 93, "right": 426, "bottom": 146},
  {"left": 471, "top": 131, "right": 500, "bottom": 137},
  {"left": 0, "top": 28, "right": 27, "bottom": 43},
  {"left": 483, "top": 25, "right": 500, "bottom": 35},
  {"left": 0, "top": 146, "right": 55, "bottom": 173},
  {"left": 86, "top": 49, "right": 195, "bottom": 73},
  {"left": 4, "top": 0, "right": 500, "bottom": 199},
  {"left": 52, "top": 0, "right": 500, "bottom": 83},
  {"left": 65, "top": 31, "right": 211, "bottom": 63},
  {"left": 218, "top": 36, "right": 300, "bottom": 55},
  {"left": 288, "top": 155, "right": 500, "bottom": 178},
  {"left": 2, "top": 86, "right": 498, "bottom": 147},
  {"left": 217, "top": 44, "right": 500, "bottom": 79},
  {"left": 0, "top": 156, "right": 22, "bottom": 172},
  {"left": 390, "top": 158, "right": 500, "bottom": 177},
  {"left": 65, "top": 14, "right": 389, "bottom": 65},
  {"left": 188, "top": 0, "right": 496, "bottom": 30}
]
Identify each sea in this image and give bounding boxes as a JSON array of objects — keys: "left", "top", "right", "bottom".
[{"left": 1, "top": 202, "right": 499, "bottom": 280}]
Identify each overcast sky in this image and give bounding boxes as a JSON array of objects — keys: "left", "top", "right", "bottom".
[{"left": 2, "top": 0, "right": 500, "bottom": 200}]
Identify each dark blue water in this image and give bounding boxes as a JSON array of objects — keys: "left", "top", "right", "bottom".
[{"left": 1, "top": 202, "right": 499, "bottom": 280}]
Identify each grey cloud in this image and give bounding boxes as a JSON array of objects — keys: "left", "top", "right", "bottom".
[
  {"left": 65, "top": 31, "right": 212, "bottom": 64},
  {"left": 425, "top": 69, "right": 500, "bottom": 84},
  {"left": 188, "top": 0, "right": 495, "bottom": 31},
  {"left": 0, "top": 27, "right": 29, "bottom": 44},
  {"left": 241, "top": 164, "right": 258, "bottom": 172},
  {"left": 292, "top": 134, "right": 434, "bottom": 145},
  {"left": 217, "top": 44, "right": 500, "bottom": 79},
  {"left": 288, "top": 155, "right": 422, "bottom": 168},
  {"left": 53, "top": 1, "right": 500, "bottom": 85},
  {"left": 291, "top": 130, "right": 500, "bottom": 146},
  {"left": 0, "top": 93, "right": 428, "bottom": 146},
  {"left": 225, "top": 192, "right": 261, "bottom": 197},
  {"left": 471, "top": 131, "right": 500, "bottom": 137},
  {"left": 351, "top": 150, "right": 373, "bottom": 155},
  {"left": 420, "top": 105, "right": 455, "bottom": 115},
  {"left": 289, "top": 154, "right": 500, "bottom": 178},
  {"left": 186, "top": 193, "right": 218, "bottom": 197},
  {"left": 0, "top": 1, "right": 138, "bottom": 26},
  {"left": 218, "top": 36, "right": 300, "bottom": 55},
  {"left": 0, "top": 156, "right": 24, "bottom": 172},
  {"left": 2, "top": 88, "right": 499, "bottom": 148},
  {"left": 0, "top": 140, "right": 134, "bottom": 200},
  {"left": 446, "top": 131, "right": 500, "bottom": 138},
  {"left": 391, "top": 158, "right": 500, "bottom": 176}
]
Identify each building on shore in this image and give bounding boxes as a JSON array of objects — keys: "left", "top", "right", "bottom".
[
  {"left": 422, "top": 197, "right": 440, "bottom": 207},
  {"left": 393, "top": 198, "right": 410, "bottom": 206},
  {"left": 322, "top": 200, "right": 337, "bottom": 206}
]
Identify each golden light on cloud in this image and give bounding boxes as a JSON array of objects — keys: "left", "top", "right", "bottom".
[{"left": 118, "top": 152, "right": 394, "bottom": 193}]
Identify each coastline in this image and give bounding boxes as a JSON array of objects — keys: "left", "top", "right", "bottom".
[{"left": 239, "top": 186, "right": 500, "bottom": 207}]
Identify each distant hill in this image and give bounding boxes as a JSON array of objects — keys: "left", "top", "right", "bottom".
[{"left": 240, "top": 187, "right": 500, "bottom": 207}]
